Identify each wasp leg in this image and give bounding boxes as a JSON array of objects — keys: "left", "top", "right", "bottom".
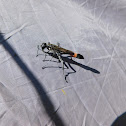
[
  {"left": 49, "top": 56, "right": 53, "bottom": 62},
  {"left": 36, "top": 45, "right": 44, "bottom": 57},
  {"left": 42, "top": 52, "right": 49, "bottom": 69},
  {"left": 43, "top": 53, "right": 48, "bottom": 61},
  {"left": 65, "top": 63, "right": 76, "bottom": 82},
  {"left": 56, "top": 52, "right": 62, "bottom": 62},
  {"left": 43, "top": 47, "right": 53, "bottom": 61},
  {"left": 69, "top": 56, "right": 72, "bottom": 60},
  {"left": 63, "top": 62, "right": 69, "bottom": 83},
  {"left": 49, "top": 50, "right": 56, "bottom": 62},
  {"left": 36, "top": 45, "right": 40, "bottom": 57},
  {"left": 56, "top": 52, "right": 68, "bottom": 82},
  {"left": 62, "top": 61, "right": 64, "bottom": 75}
]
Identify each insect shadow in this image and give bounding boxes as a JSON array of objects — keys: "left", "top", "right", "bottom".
[
  {"left": 0, "top": 33, "right": 65, "bottom": 126},
  {"left": 41, "top": 52, "right": 100, "bottom": 82}
]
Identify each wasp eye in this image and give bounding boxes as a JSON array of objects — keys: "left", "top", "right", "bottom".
[
  {"left": 42, "top": 46, "right": 45, "bottom": 50},
  {"left": 42, "top": 43, "right": 46, "bottom": 46},
  {"left": 41, "top": 43, "right": 47, "bottom": 50}
]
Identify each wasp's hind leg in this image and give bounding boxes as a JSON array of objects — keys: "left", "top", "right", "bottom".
[
  {"left": 62, "top": 62, "right": 69, "bottom": 83},
  {"left": 56, "top": 52, "right": 68, "bottom": 82}
]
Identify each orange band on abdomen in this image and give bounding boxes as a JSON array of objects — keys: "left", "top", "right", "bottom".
[{"left": 72, "top": 53, "right": 77, "bottom": 57}]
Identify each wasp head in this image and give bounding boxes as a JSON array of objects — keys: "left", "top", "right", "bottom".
[{"left": 41, "top": 43, "right": 47, "bottom": 50}]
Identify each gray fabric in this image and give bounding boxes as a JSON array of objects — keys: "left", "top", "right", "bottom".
[{"left": 0, "top": 0, "right": 126, "bottom": 126}]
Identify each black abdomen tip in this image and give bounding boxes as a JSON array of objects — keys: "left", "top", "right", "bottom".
[{"left": 77, "top": 54, "right": 84, "bottom": 59}]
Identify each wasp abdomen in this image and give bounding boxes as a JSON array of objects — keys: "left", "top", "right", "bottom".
[{"left": 72, "top": 53, "right": 84, "bottom": 59}]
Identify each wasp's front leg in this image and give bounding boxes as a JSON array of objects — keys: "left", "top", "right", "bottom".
[
  {"left": 36, "top": 45, "right": 42, "bottom": 57},
  {"left": 43, "top": 53, "right": 48, "bottom": 61}
]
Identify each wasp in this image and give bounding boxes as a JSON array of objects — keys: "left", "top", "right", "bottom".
[{"left": 36, "top": 42, "right": 84, "bottom": 82}]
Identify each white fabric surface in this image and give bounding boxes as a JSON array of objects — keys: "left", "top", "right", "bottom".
[{"left": 0, "top": 0, "right": 126, "bottom": 126}]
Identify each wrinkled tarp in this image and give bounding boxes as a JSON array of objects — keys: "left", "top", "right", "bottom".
[{"left": 0, "top": 0, "right": 126, "bottom": 126}]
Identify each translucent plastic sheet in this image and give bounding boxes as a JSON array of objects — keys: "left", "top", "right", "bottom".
[{"left": 0, "top": 0, "right": 126, "bottom": 126}]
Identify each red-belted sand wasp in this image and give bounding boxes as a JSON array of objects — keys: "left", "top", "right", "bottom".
[{"left": 36, "top": 42, "right": 84, "bottom": 82}]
